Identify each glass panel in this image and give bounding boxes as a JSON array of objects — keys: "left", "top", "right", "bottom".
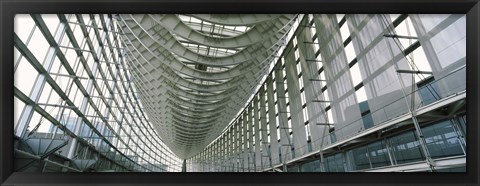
[
  {"left": 362, "top": 113, "right": 374, "bottom": 129},
  {"left": 355, "top": 86, "right": 368, "bottom": 103},
  {"left": 367, "top": 140, "right": 390, "bottom": 168},
  {"left": 14, "top": 97, "right": 25, "bottom": 129},
  {"left": 359, "top": 101, "right": 369, "bottom": 113},
  {"left": 344, "top": 43, "right": 356, "bottom": 62},
  {"left": 394, "top": 17, "right": 418, "bottom": 48},
  {"left": 14, "top": 57, "right": 39, "bottom": 96},
  {"left": 335, "top": 154, "right": 345, "bottom": 172},
  {"left": 287, "top": 165, "right": 299, "bottom": 172},
  {"left": 300, "top": 159, "right": 321, "bottom": 172},
  {"left": 329, "top": 133, "right": 337, "bottom": 143},
  {"left": 417, "top": 77, "right": 441, "bottom": 105},
  {"left": 350, "top": 62, "right": 362, "bottom": 86},
  {"left": 339, "top": 18, "right": 350, "bottom": 41},
  {"left": 26, "top": 110, "right": 43, "bottom": 135},
  {"left": 41, "top": 14, "right": 60, "bottom": 34},
  {"left": 388, "top": 131, "right": 425, "bottom": 164},
  {"left": 325, "top": 153, "right": 345, "bottom": 172},
  {"left": 61, "top": 117, "right": 77, "bottom": 133},
  {"left": 411, "top": 46, "right": 432, "bottom": 73},
  {"left": 423, "top": 15, "right": 466, "bottom": 68},
  {"left": 29, "top": 28, "right": 51, "bottom": 64},
  {"left": 349, "top": 146, "right": 370, "bottom": 170},
  {"left": 422, "top": 120, "right": 464, "bottom": 159},
  {"left": 15, "top": 14, "right": 36, "bottom": 43}
]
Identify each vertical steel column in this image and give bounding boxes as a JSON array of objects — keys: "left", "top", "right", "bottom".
[
  {"left": 384, "top": 138, "right": 396, "bottom": 166},
  {"left": 449, "top": 116, "right": 467, "bottom": 155},
  {"left": 230, "top": 125, "right": 234, "bottom": 172},
  {"left": 299, "top": 15, "right": 329, "bottom": 172},
  {"left": 389, "top": 44, "right": 436, "bottom": 172},
  {"left": 311, "top": 14, "right": 340, "bottom": 172},
  {"left": 258, "top": 86, "right": 270, "bottom": 171},
  {"left": 253, "top": 96, "right": 262, "bottom": 171},
  {"left": 266, "top": 76, "right": 280, "bottom": 167},
  {"left": 285, "top": 44, "right": 308, "bottom": 158},
  {"left": 247, "top": 104, "right": 255, "bottom": 172},
  {"left": 274, "top": 61, "right": 293, "bottom": 170}
]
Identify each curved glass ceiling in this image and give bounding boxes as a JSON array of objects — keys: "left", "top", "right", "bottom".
[{"left": 119, "top": 14, "right": 296, "bottom": 159}]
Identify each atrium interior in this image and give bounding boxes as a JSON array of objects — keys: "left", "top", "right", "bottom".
[{"left": 13, "top": 14, "right": 466, "bottom": 172}]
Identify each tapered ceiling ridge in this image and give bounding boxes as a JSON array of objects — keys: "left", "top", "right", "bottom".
[{"left": 119, "top": 14, "right": 297, "bottom": 159}]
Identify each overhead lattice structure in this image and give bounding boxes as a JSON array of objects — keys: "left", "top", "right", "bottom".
[{"left": 119, "top": 14, "right": 297, "bottom": 158}]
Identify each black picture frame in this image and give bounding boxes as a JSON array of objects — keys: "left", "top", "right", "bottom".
[{"left": 1, "top": 0, "right": 479, "bottom": 185}]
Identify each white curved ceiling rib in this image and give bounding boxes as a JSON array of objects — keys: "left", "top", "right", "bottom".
[
  {"left": 186, "top": 14, "right": 281, "bottom": 26},
  {"left": 119, "top": 14, "right": 296, "bottom": 159}
]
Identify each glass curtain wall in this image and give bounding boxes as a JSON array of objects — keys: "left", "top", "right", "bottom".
[
  {"left": 14, "top": 14, "right": 182, "bottom": 172},
  {"left": 187, "top": 14, "right": 466, "bottom": 172}
]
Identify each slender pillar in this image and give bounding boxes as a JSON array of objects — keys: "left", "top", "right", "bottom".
[{"left": 181, "top": 159, "right": 187, "bottom": 172}]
